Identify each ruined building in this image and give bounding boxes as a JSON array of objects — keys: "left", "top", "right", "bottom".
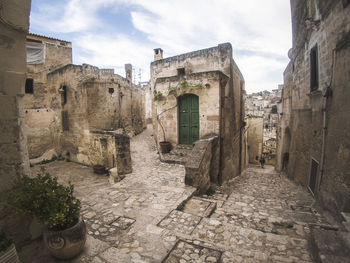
[
  {"left": 151, "top": 44, "right": 246, "bottom": 189},
  {"left": 276, "top": 0, "right": 350, "bottom": 220},
  {"left": 24, "top": 33, "right": 145, "bottom": 169}
]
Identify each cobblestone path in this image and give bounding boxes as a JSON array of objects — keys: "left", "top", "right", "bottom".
[{"left": 20, "top": 126, "right": 329, "bottom": 262}]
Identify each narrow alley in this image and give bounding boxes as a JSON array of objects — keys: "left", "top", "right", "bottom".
[{"left": 19, "top": 126, "right": 332, "bottom": 263}]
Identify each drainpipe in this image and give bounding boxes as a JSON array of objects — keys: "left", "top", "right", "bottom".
[{"left": 317, "top": 49, "right": 335, "bottom": 193}]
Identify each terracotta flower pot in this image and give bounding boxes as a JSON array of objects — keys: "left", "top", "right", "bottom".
[
  {"left": 159, "top": 141, "right": 172, "bottom": 153},
  {"left": 43, "top": 217, "right": 86, "bottom": 259},
  {"left": 0, "top": 243, "right": 19, "bottom": 263},
  {"left": 93, "top": 164, "right": 106, "bottom": 174}
]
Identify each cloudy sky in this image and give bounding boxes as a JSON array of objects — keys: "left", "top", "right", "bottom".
[{"left": 29, "top": 0, "right": 292, "bottom": 93}]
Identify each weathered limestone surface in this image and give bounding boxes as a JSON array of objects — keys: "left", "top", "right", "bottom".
[
  {"left": 0, "top": 0, "right": 31, "bottom": 248},
  {"left": 151, "top": 43, "right": 246, "bottom": 185},
  {"left": 185, "top": 136, "right": 219, "bottom": 193},
  {"left": 277, "top": 0, "right": 350, "bottom": 220},
  {"left": 18, "top": 126, "right": 336, "bottom": 262},
  {"left": 246, "top": 116, "right": 263, "bottom": 164}
]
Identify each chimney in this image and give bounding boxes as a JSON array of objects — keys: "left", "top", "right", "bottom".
[
  {"left": 154, "top": 48, "right": 163, "bottom": 61},
  {"left": 125, "top": 64, "right": 132, "bottom": 82}
]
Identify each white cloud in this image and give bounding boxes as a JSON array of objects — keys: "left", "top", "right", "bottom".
[
  {"left": 30, "top": 0, "right": 292, "bottom": 93},
  {"left": 73, "top": 33, "right": 153, "bottom": 81}
]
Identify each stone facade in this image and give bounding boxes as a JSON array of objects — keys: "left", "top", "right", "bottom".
[
  {"left": 151, "top": 44, "right": 246, "bottom": 185},
  {"left": 277, "top": 0, "right": 350, "bottom": 220},
  {"left": 0, "top": 0, "right": 32, "bottom": 247},
  {"left": 246, "top": 116, "right": 263, "bottom": 164},
  {"left": 185, "top": 136, "right": 219, "bottom": 194},
  {"left": 23, "top": 34, "right": 145, "bottom": 172}
]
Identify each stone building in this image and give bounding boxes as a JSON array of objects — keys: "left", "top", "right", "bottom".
[
  {"left": 23, "top": 33, "right": 145, "bottom": 169},
  {"left": 150, "top": 43, "right": 246, "bottom": 186},
  {"left": 0, "top": 0, "right": 31, "bottom": 248},
  {"left": 246, "top": 116, "right": 263, "bottom": 165},
  {"left": 276, "top": 0, "right": 350, "bottom": 220}
]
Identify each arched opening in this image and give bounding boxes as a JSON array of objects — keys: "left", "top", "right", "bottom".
[{"left": 178, "top": 94, "right": 199, "bottom": 145}]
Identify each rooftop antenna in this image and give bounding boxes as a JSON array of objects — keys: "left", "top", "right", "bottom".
[{"left": 138, "top": 69, "right": 141, "bottom": 85}]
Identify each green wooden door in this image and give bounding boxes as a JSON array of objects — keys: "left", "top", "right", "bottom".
[{"left": 178, "top": 94, "right": 199, "bottom": 145}]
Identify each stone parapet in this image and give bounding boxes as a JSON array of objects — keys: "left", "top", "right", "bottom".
[{"left": 185, "top": 136, "right": 219, "bottom": 194}]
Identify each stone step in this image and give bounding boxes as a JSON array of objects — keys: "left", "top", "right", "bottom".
[
  {"left": 190, "top": 217, "right": 313, "bottom": 262},
  {"left": 310, "top": 228, "right": 350, "bottom": 263}
]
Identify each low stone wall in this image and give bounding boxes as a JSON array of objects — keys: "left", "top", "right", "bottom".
[
  {"left": 77, "top": 130, "right": 132, "bottom": 177},
  {"left": 185, "top": 136, "right": 219, "bottom": 194}
]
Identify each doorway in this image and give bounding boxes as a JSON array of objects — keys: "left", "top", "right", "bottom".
[{"left": 178, "top": 94, "right": 199, "bottom": 145}]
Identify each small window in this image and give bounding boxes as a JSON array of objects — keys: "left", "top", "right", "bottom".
[
  {"left": 310, "top": 45, "right": 319, "bottom": 91},
  {"left": 177, "top": 68, "right": 185, "bottom": 76},
  {"left": 109, "top": 88, "right": 114, "bottom": 94},
  {"left": 25, "top": 78, "right": 34, "bottom": 93}
]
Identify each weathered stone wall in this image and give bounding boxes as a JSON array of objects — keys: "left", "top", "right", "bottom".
[
  {"left": 185, "top": 136, "right": 219, "bottom": 194},
  {"left": 151, "top": 43, "right": 245, "bottom": 185},
  {"left": 43, "top": 64, "right": 145, "bottom": 168},
  {"left": 23, "top": 108, "right": 59, "bottom": 158},
  {"left": 153, "top": 72, "right": 222, "bottom": 145},
  {"left": 277, "top": 0, "right": 350, "bottom": 219},
  {"left": 0, "top": 0, "right": 32, "bottom": 247},
  {"left": 23, "top": 35, "right": 72, "bottom": 158},
  {"left": 321, "top": 31, "right": 350, "bottom": 217},
  {"left": 246, "top": 117, "right": 263, "bottom": 164},
  {"left": 220, "top": 60, "right": 245, "bottom": 183}
]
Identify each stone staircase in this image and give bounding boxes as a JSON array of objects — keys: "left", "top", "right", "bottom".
[{"left": 159, "top": 165, "right": 342, "bottom": 262}]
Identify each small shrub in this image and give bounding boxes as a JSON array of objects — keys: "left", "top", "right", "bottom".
[
  {"left": 153, "top": 90, "right": 164, "bottom": 101},
  {"left": 8, "top": 168, "right": 81, "bottom": 231}
]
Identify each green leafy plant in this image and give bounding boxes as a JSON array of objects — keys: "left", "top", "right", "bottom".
[
  {"left": 0, "top": 232, "right": 13, "bottom": 252},
  {"left": 8, "top": 168, "right": 81, "bottom": 231},
  {"left": 153, "top": 90, "right": 165, "bottom": 101}
]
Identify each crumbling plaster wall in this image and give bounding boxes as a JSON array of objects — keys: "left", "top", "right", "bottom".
[
  {"left": 46, "top": 63, "right": 144, "bottom": 168},
  {"left": 153, "top": 72, "right": 221, "bottom": 144},
  {"left": 23, "top": 37, "right": 72, "bottom": 158},
  {"left": 0, "top": 0, "right": 32, "bottom": 247},
  {"left": 278, "top": 0, "right": 350, "bottom": 218}
]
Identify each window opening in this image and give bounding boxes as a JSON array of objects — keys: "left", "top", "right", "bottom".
[
  {"left": 25, "top": 78, "right": 34, "bottom": 93},
  {"left": 310, "top": 45, "right": 319, "bottom": 91}
]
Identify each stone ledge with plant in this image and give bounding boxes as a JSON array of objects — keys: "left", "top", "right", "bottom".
[{"left": 8, "top": 168, "right": 86, "bottom": 259}]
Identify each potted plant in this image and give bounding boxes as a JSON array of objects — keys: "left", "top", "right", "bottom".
[
  {"left": 0, "top": 232, "right": 19, "bottom": 263},
  {"left": 8, "top": 168, "right": 86, "bottom": 259}
]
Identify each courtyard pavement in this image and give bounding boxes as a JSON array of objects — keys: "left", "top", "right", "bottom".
[{"left": 19, "top": 125, "right": 331, "bottom": 262}]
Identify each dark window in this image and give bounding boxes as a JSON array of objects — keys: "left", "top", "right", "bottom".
[
  {"left": 177, "top": 68, "right": 185, "bottom": 76},
  {"left": 61, "top": 110, "right": 69, "bottom": 131},
  {"left": 108, "top": 88, "right": 114, "bottom": 94},
  {"left": 60, "top": 85, "right": 67, "bottom": 105},
  {"left": 309, "top": 158, "right": 319, "bottom": 195},
  {"left": 25, "top": 78, "right": 34, "bottom": 93},
  {"left": 310, "top": 45, "right": 319, "bottom": 91}
]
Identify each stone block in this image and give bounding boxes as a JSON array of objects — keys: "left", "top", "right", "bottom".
[
  {"left": 29, "top": 148, "right": 57, "bottom": 166},
  {"left": 0, "top": 71, "right": 25, "bottom": 96},
  {"left": 108, "top": 167, "right": 125, "bottom": 184},
  {"left": 0, "top": 119, "right": 19, "bottom": 144},
  {"left": 0, "top": 95, "right": 17, "bottom": 120},
  {"left": 0, "top": 143, "right": 21, "bottom": 165}
]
